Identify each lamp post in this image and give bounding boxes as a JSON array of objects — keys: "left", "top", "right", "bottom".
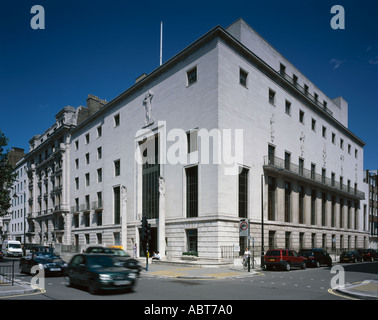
[{"left": 13, "top": 191, "right": 26, "bottom": 256}]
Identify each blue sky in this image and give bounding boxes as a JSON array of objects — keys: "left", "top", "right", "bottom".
[{"left": 0, "top": 0, "right": 377, "bottom": 170}]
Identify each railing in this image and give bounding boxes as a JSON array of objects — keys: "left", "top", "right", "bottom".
[
  {"left": 264, "top": 155, "right": 365, "bottom": 199},
  {"left": 0, "top": 261, "right": 15, "bottom": 286},
  {"left": 279, "top": 70, "right": 334, "bottom": 117}
]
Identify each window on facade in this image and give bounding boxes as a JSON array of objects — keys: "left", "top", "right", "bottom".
[
  {"left": 186, "top": 129, "right": 198, "bottom": 153},
  {"left": 311, "top": 190, "right": 316, "bottom": 225},
  {"left": 114, "top": 114, "right": 120, "bottom": 127},
  {"left": 85, "top": 133, "right": 90, "bottom": 144},
  {"left": 268, "top": 89, "right": 276, "bottom": 105},
  {"left": 97, "top": 168, "right": 102, "bottom": 183},
  {"left": 268, "top": 176, "right": 276, "bottom": 221},
  {"left": 284, "top": 181, "right": 291, "bottom": 222},
  {"left": 340, "top": 198, "right": 344, "bottom": 228},
  {"left": 186, "top": 229, "right": 198, "bottom": 253},
  {"left": 238, "top": 167, "right": 249, "bottom": 218},
  {"left": 311, "top": 118, "right": 316, "bottom": 131},
  {"left": 284, "top": 152, "right": 291, "bottom": 170},
  {"left": 75, "top": 140, "right": 79, "bottom": 150},
  {"left": 268, "top": 230, "right": 276, "bottom": 249},
  {"left": 268, "top": 145, "right": 275, "bottom": 165},
  {"left": 331, "top": 196, "right": 336, "bottom": 227},
  {"left": 85, "top": 173, "right": 90, "bottom": 187},
  {"left": 299, "top": 158, "right": 304, "bottom": 176},
  {"left": 114, "top": 186, "right": 120, "bottom": 224},
  {"left": 239, "top": 68, "right": 248, "bottom": 87},
  {"left": 142, "top": 135, "right": 160, "bottom": 220},
  {"left": 97, "top": 126, "right": 102, "bottom": 138},
  {"left": 311, "top": 163, "right": 316, "bottom": 180},
  {"left": 298, "top": 185, "right": 304, "bottom": 224},
  {"left": 322, "top": 193, "right": 326, "bottom": 226},
  {"left": 332, "top": 132, "right": 336, "bottom": 144},
  {"left": 340, "top": 138, "right": 344, "bottom": 150},
  {"left": 299, "top": 110, "right": 304, "bottom": 124},
  {"left": 186, "top": 166, "right": 198, "bottom": 218},
  {"left": 97, "top": 147, "right": 102, "bottom": 160},
  {"left": 75, "top": 158, "right": 79, "bottom": 169},
  {"left": 187, "top": 67, "right": 197, "bottom": 86},
  {"left": 114, "top": 160, "right": 120, "bottom": 176},
  {"left": 85, "top": 153, "right": 90, "bottom": 165},
  {"left": 322, "top": 126, "right": 327, "bottom": 138},
  {"left": 75, "top": 177, "right": 79, "bottom": 190},
  {"left": 285, "top": 100, "right": 291, "bottom": 115}
]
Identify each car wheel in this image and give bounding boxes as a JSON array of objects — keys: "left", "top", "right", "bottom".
[
  {"left": 301, "top": 262, "right": 306, "bottom": 269},
  {"left": 65, "top": 276, "right": 72, "bottom": 287},
  {"left": 315, "top": 261, "right": 320, "bottom": 268},
  {"left": 283, "top": 262, "right": 290, "bottom": 271},
  {"left": 88, "top": 280, "right": 99, "bottom": 295}
]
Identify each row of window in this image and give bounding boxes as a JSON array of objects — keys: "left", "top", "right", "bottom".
[{"left": 239, "top": 67, "right": 359, "bottom": 159}]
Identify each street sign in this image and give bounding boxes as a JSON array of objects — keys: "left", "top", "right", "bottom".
[{"left": 239, "top": 219, "right": 249, "bottom": 237}]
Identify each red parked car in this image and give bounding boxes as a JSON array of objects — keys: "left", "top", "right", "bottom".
[{"left": 264, "top": 249, "right": 306, "bottom": 271}]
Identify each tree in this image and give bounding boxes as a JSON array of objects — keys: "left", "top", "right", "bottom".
[{"left": 0, "top": 130, "right": 16, "bottom": 216}]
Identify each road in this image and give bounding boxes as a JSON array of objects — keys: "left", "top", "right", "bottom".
[{"left": 2, "top": 257, "right": 377, "bottom": 301}]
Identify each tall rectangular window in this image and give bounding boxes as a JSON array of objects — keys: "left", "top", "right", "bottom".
[
  {"left": 331, "top": 196, "right": 336, "bottom": 227},
  {"left": 142, "top": 135, "right": 160, "bottom": 219},
  {"left": 268, "top": 176, "right": 276, "bottom": 221},
  {"left": 285, "top": 181, "right": 291, "bottom": 222},
  {"left": 340, "top": 198, "right": 344, "bottom": 228},
  {"left": 186, "top": 229, "right": 198, "bottom": 253},
  {"left": 239, "top": 68, "right": 248, "bottom": 87},
  {"left": 114, "top": 186, "right": 120, "bottom": 224},
  {"left": 114, "top": 160, "right": 120, "bottom": 176},
  {"left": 187, "top": 67, "right": 197, "bottom": 86},
  {"left": 186, "top": 166, "right": 198, "bottom": 218},
  {"left": 322, "top": 192, "right": 326, "bottom": 226},
  {"left": 268, "top": 145, "right": 275, "bottom": 164},
  {"left": 311, "top": 190, "right": 316, "bottom": 225},
  {"left": 284, "top": 152, "right": 291, "bottom": 170},
  {"left": 238, "top": 167, "right": 249, "bottom": 218},
  {"left": 268, "top": 88, "right": 276, "bottom": 105},
  {"left": 298, "top": 185, "right": 304, "bottom": 224}
]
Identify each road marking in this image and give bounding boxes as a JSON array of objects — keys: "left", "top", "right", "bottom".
[{"left": 327, "top": 288, "right": 359, "bottom": 300}]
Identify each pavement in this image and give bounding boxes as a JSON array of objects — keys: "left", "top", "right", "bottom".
[{"left": 1, "top": 259, "right": 377, "bottom": 299}]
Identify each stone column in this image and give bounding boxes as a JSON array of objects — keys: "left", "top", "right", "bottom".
[{"left": 158, "top": 176, "right": 166, "bottom": 258}]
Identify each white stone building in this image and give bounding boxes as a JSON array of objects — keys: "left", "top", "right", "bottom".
[{"left": 66, "top": 19, "right": 368, "bottom": 260}]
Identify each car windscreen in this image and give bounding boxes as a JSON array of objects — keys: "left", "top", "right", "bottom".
[
  {"left": 87, "top": 255, "right": 121, "bottom": 268},
  {"left": 34, "top": 253, "right": 60, "bottom": 260},
  {"left": 9, "top": 243, "right": 21, "bottom": 249},
  {"left": 299, "top": 251, "right": 313, "bottom": 257},
  {"left": 265, "top": 250, "right": 281, "bottom": 256}
]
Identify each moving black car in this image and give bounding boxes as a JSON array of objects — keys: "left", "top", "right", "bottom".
[
  {"left": 19, "top": 252, "right": 67, "bottom": 276},
  {"left": 65, "top": 254, "right": 137, "bottom": 295},
  {"left": 298, "top": 248, "right": 332, "bottom": 267},
  {"left": 85, "top": 246, "right": 141, "bottom": 276},
  {"left": 340, "top": 251, "right": 363, "bottom": 263}
]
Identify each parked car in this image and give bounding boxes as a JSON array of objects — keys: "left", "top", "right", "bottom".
[
  {"left": 2, "top": 240, "right": 23, "bottom": 257},
  {"left": 298, "top": 248, "right": 332, "bottom": 267},
  {"left": 264, "top": 249, "right": 306, "bottom": 271},
  {"left": 85, "top": 246, "right": 141, "bottom": 276},
  {"left": 0, "top": 250, "right": 3, "bottom": 261},
  {"left": 357, "top": 249, "right": 376, "bottom": 262},
  {"left": 19, "top": 252, "right": 67, "bottom": 276},
  {"left": 65, "top": 254, "right": 137, "bottom": 295},
  {"left": 340, "top": 251, "right": 363, "bottom": 263}
]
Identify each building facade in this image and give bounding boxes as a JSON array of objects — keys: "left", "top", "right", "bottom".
[
  {"left": 64, "top": 19, "right": 368, "bottom": 259},
  {"left": 8, "top": 19, "right": 369, "bottom": 260},
  {"left": 364, "top": 170, "right": 378, "bottom": 248}
]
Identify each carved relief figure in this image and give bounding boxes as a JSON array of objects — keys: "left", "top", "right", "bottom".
[{"left": 143, "top": 91, "right": 154, "bottom": 127}]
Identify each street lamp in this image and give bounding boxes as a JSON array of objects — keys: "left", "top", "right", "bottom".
[{"left": 13, "top": 191, "right": 26, "bottom": 256}]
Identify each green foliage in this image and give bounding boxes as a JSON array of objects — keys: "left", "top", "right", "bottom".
[{"left": 0, "top": 130, "right": 16, "bottom": 216}]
